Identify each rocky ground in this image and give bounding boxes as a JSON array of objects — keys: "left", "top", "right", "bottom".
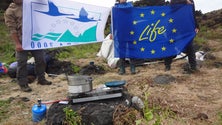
[{"left": 1, "top": 39, "right": 222, "bottom": 125}]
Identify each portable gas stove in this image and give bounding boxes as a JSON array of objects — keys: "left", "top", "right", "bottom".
[
  {"left": 68, "top": 86, "right": 123, "bottom": 104},
  {"left": 66, "top": 75, "right": 125, "bottom": 104}
]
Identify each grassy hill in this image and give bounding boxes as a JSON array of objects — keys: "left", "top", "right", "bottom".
[
  {"left": 197, "top": 9, "right": 222, "bottom": 28},
  {"left": 193, "top": 9, "right": 222, "bottom": 52}
]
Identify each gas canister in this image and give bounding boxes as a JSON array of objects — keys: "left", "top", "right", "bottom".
[{"left": 32, "top": 99, "right": 47, "bottom": 122}]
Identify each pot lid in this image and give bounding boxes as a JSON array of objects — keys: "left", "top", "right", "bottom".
[{"left": 105, "top": 80, "right": 126, "bottom": 87}]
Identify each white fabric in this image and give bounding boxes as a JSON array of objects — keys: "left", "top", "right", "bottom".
[
  {"left": 175, "top": 51, "right": 206, "bottom": 61},
  {"left": 23, "top": 0, "right": 111, "bottom": 50},
  {"left": 27, "top": 57, "right": 35, "bottom": 64},
  {"left": 97, "top": 34, "right": 112, "bottom": 58},
  {"left": 195, "top": 51, "right": 205, "bottom": 61},
  {"left": 70, "top": 0, "right": 116, "bottom": 7},
  {"left": 97, "top": 34, "right": 119, "bottom": 68}
]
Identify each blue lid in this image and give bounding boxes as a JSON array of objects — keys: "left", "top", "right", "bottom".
[{"left": 105, "top": 80, "right": 126, "bottom": 87}]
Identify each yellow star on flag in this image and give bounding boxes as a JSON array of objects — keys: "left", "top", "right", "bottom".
[
  {"left": 169, "top": 18, "right": 174, "bottom": 23},
  {"left": 161, "top": 12, "right": 166, "bottom": 17},
  {"left": 162, "top": 46, "right": 166, "bottom": 51},
  {"left": 133, "top": 20, "right": 137, "bottom": 25},
  {"left": 169, "top": 39, "right": 174, "bottom": 43},
  {"left": 133, "top": 40, "right": 137, "bottom": 44},
  {"left": 151, "top": 49, "right": 155, "bottom": 54},
  {"left": 141, "top": 47, "right": 145, "bottom": 52},
  {"left": 172, "top": 28, "right": 177, "bottom": 33},
  {"left": 140, "top": 13, "right": 144, "bottom": 17},
  {"left": 130, "top": 31, "right": 134, "bottom": 35},
  {"left": 151, "top": 10, "right": 155, "bottom": 15}
]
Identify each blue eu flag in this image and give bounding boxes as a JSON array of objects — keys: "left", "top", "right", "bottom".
[{"left": 112, "top": 4, "right": 196, "bottom": 59}]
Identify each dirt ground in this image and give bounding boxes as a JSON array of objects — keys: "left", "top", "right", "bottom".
[{"left": 1, "top": 39, "right": 222, "bottom": 125}]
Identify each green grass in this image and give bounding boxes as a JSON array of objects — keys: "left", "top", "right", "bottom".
[
  {"left": 135, "top": 93, "right": 177, "bottom": 125},
  {"left": 197, "top": 26, "right": 222, "bottom": 40},
  {"left": 193, "top": 26, "right": 222, "bottom": 50},
  {"left": 0, "top": 11, "right": 14, "bottom": 60},
  {"left": 0, "top": 21, "right": 16, "bottom": 63},
  {"left": 0, "top": 100, "right": 10, "bottom": 122},
  {"left": 63, "top": 106, "right": 82, "bottom": 125},
  {"left": 217, "top": 112, "right": 222, "bottom": 125}
]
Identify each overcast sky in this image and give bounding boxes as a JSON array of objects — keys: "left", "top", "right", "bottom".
[
  {"left": 194, "top": 0, "right": 222, "bottom": 13},
  {"left": 72, "top": 0, "right": 222, "bottom": 14},
  {"left": 152, "top": 0, "right": 222, "bottom": 13}
]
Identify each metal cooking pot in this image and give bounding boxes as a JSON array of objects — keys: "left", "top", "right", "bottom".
[{"left": 67, "top": 75, "right": 93, "bottom": 94}]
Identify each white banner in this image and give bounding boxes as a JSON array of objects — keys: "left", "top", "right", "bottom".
[
  {"left": 22, "top": 0, "right": 113, "bottom": 50},
  {"left": 70, "top": 0, "right": 116, "bottom": 7}
]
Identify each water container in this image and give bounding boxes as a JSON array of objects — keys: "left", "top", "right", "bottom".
[{"left": 32, "top": 99, "right": 47, "bottom": 122}]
